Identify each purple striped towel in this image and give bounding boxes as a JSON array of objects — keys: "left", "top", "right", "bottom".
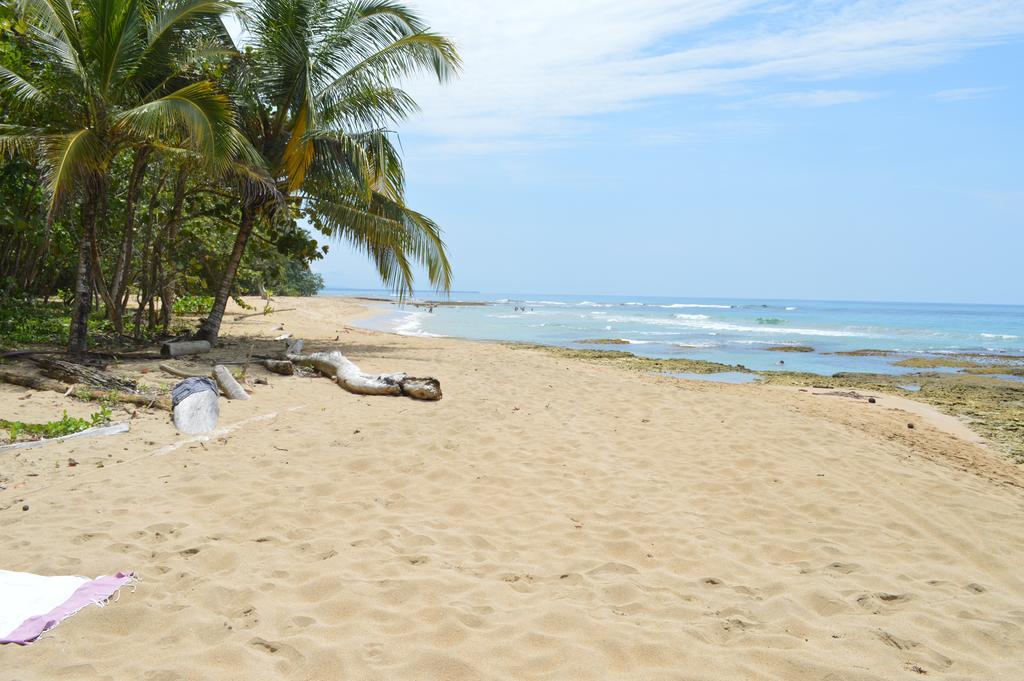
[{"left": 0, "top": 569, "right": 135, "bottom": 645}]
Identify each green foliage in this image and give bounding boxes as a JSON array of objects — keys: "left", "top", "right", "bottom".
[
  {"left": 173, "top": 295, "right": 215, "bottom": 316},
  {"left": 0, "top": 0, "right": 457, "bottom": 348},
  {"left": 0, "top": 301, "right": 115, "bottom": 345},
  {"left": 1, "top": 407, "right": 112, "bottom": 442}
]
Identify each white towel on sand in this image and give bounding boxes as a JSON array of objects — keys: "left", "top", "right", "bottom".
[{"left": 0, "top": 569, "right": 134, "bottom": 644}]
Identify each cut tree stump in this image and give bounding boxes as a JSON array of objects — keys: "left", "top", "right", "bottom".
[
  {"left": 0, "top": 368, "right": 171, "bottom": 410},
  {"left": 171, "top": 378, "right": 220, "bottom": 434},
  {"left": 213, "top": 365, "right": 250, "bottom": 400},
  {"left": 161, "top": 340, "right": 211, "bottom": 357},
  {"left": 287, "top": 349, "right": 442, "bottom": 400}
]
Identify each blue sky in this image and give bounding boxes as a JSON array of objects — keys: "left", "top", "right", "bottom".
[{"left": 313, "top": 1, "right": 1024, "bottom": 304}]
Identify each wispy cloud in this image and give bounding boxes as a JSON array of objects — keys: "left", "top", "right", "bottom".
[
  {"left": 404, "top": 1, "right": 1024, "bottom": 152},
  {"left": 726, "top": 89, "right": 879, "bottom": 109},
  {"left": 931, "top": 86, "right": 1005, "bottom": 101}
]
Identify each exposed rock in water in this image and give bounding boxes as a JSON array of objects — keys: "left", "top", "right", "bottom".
[
  {"left": 766, "top": 345, "right": 814, "bottom": 353},
  {"left": 577, "top": 338, "right": 631, "bottom": 345}
]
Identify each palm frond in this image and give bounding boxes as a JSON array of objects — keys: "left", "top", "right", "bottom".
[
  {"left": 114, "top": 81, "right": 238, "bottom": 163},
  {"left": 40, "top": 128, "right": 104, "bottom": 215},
  {"left": 305, "top": 178, "right": 451, "bottom": 295},
  {"left": 280, "top": 100, "right": 315, "bottom": 192},
  {"left": 0, "top": 66, "right": 45, "bottom": 104},
  {"left": 139, "top": 0, "right": 237, "bottom": 69},
  {"left": 0, "top": 124, "right": 49, "bottom": 158}
]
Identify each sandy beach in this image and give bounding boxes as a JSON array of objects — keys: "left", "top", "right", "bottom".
[{"left": 3, "top": 296, "right": 1024, "bottom": 680}]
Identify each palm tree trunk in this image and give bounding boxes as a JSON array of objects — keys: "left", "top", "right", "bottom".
[
  {"left": 195, "top": 204, "right": 255, "bottom": 343},
  {"left": 69, "top": 192, "right": 99, "bottom": 355}
]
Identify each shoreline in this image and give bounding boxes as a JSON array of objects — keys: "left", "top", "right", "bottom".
[
  {"left": 354, "top": 299, "right": 1024, "bottom": 463},
  {"left": 4, "top": 295, "right": 1024, "bottom": 680},
  {"left": 351, "top": 294, "right": 1024, "bottom": 375}
]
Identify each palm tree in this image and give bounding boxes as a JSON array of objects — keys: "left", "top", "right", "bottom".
[
  {"left": 194, "top": 0, "right": 459, "bottom": 343},
  {"left": 0, "top": 0, "right": 251, "bottom": 354}
]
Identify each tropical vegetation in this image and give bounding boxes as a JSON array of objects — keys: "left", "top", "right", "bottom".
[{"left": 0, "top": 0, "right": 458, "bottom": 352}]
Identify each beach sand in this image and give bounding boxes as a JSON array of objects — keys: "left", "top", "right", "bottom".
[{"left": 3, "top": 296, "right": 1024, "bottom": 680}]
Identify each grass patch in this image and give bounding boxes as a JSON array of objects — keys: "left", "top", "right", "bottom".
[{"left": 1, "top": 406, "right": 112, "bottom": 443}]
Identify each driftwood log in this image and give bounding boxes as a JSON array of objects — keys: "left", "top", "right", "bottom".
[
  {"left": 212, "top": 365, "right": 250, "bottom": 400},
  {"left": 262, "top": 359, "right": 294, "bottom": 376},
  {"left": 31, "top": 357, "right": 139, "bottom": 392},
  {"left": 161, "top": 340, "right": 211, "bottom": 357},
  {"left": 0, "top": 369, "right": 171, "bottom": 410},
  {"left": 287, "top": 350, "right": 441, "bottom": 401}
]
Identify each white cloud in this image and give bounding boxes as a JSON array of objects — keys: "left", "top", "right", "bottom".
[
  {"left": 727, "top": 89, "right": 879, "bottom": 108},
  {"left": 931, "top": 86, "right": 1005, "bottom": 101},
  {"left": 400, "top": 1, "right": 1024, "bottom": 152}
]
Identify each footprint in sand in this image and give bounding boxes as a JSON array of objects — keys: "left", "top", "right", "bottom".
[{"left": 856, "top": 592, "right": 912, "bottom": 613}]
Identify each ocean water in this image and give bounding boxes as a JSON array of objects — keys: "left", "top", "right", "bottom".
[{"left": 337, "top": 290, "right": 1024, "bottom": 376}]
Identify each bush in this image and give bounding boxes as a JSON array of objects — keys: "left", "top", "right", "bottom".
[{"left": 172, "top": 295, "right": 214, "bottom": 316}]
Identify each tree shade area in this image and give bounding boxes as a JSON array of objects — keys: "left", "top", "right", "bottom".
[{"left": 0, "top": 0, "right": 458, "bottom": 352}]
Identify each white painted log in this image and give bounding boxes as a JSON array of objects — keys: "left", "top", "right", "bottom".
[
  {"left": 172, "top": 390, "right": 220, "bottom": 434},
  {"left": 161, "top": 340, "right": 211, "bottom": 357},
  {"left": 212, "top": 365, "right": 250, "bottom": 400},
  {"left": 0, "top": 422, "right": 130, "bottom": 452},
  {"left": 288, "top": 349, "right": 442, "bottom": 400}
]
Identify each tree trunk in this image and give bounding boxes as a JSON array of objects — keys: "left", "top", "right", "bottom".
[
  {"left": 160, "top": 169, "right": 187, "bottom": 333},
  {"left": 31, "top": 356, "right": 139, "bottom": 392},
  {"left": 0, "top": 368, "right": 171, "bottom": 410},
  {"left": 195, "top": 204, "right": 256, "bottom": 343},
  {"left": 68, "top": 192, "right": 99, "bottom": 356},
  {"left": 110, "top": 147, "right": 151, "bottom": 318}
]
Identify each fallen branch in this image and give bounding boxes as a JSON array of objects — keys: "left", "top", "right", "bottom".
[
  {"left": 233, "top": 308, "right": 295, "bottom": 321},
  {"left": 159, "top": 363, "right": 208, "bottom": 379},
  {"left": 213, "top": 365, "right": 250, "bottom": 400},
  {"left": 287, "top": 349, "right": 441, "bottom": 400},
  {"left": 0, "top": 369, "right": 171, "bottom": 410}
]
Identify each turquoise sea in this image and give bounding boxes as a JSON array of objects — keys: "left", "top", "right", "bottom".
[{"left": 332, "top": 290, "right": 1024, "bottom": 377}]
